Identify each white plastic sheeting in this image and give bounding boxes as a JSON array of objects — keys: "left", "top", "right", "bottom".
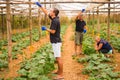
[{"left": 0, "top": 0, "right": 120, "bottom": 16}]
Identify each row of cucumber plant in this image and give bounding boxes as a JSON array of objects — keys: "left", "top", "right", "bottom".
[
  {"left": 0, "top": 49, "right": 8, "bottom": 69},
  {"left": 110, "top": 35, "right": 120, "bottom": 52},
  {"left": 0, "top": 28, "right": 46, "bottom": 47},
  {"left": 11, "top": 25, "right": 67, "bottom": 59},
  {"left": 0, "top": 24, "right": 67, "bottom": 50},
  {"left": 14, "top": 43, "right": 55, "bottom": 80},
  {"left": 78, "top": 54, "right": 120, "bottom": 80},
  {"left": 60, "top": 24, "right": 68, "bottom": 37},
  {"left": 78, "top": 23, "right": 120, "bottom": 80},
  {"left": 14, "top": 25, "right": 68, "bottom": 80},
  {"left": 99, "top": 32, "right": 120, "bottom": 53},
  {"left": 11, "top": 29, "right": 46, "bottom": 59},
  {"left": 12, "top": 31, "right": 29, "bottom": 42},
  {"left": 0, "top": 25, "right": 68, "bottom": 71},
  {"left": 0, "top": 28, "right": 46, "bottom": 69},
  {"left": 87, "top": 23, "right": 120, "bottom": 53},
  {"left": 12, "top": 29, "right": 44, "bottom": 42},
  {"left": 82, "top": 35, "right": 96, "bottom": 55}
]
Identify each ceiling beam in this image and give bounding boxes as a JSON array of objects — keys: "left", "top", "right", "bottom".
[{"left": 0, "top": 1, "right": 120, "bottom": 4}]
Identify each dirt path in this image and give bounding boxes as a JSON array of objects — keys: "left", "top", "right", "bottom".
[
  {"left": 114, "top": 53, "right": 120, "bottom": 71},
  {"left": 62, "top": 25, "right": 88, "bottom": 80},
  {"left": 0, "top": 35, "right": 49, "bottom": 79}
]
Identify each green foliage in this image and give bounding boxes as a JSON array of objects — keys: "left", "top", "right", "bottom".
[
  {"left": 82, "top": 36, "right": 96, "bottom": 55},
  {"left": 60, "top": 16, "right": 70, "bottom": 25},
  {"left": 13, "top": 40, "right": 30, "bottom": 51},
  {"left": 78, "top": 54, "right": 120, "bottom": 80},
  {"left": 12, "top": 39, "right": 30, "bottom": 59},
  {"left": 16, "top": 44, "right": 55, "bottom": 80},
  {"left": 14, "top": 77, "right": 27, "bottom": 80},
  {"left": 110, "top": 35, "right": 120, "bottom": 52},
  {"left": 11, "top": 16, "right": 29, "bottom": 29},
  {"left": 0, "top": 40, "right": 7, "bottom": 47},
  {"left": 12, "top": 29, "right": 41, "bottom": 42},
  {"left": 78, "top": 54, "right": 110, "bottom": 63},
  {"left": 0, "top": 29, "right": 40, "bottom": 68},
  {"left": 0, "top": 49, "right": 8, "bottom": 69},
  {"left": 12, "top": 32, "right": 29, "bottom": 42},
  {"left": 0, "top": 28, "right": 41, "bottom": 60},
  {"left": 0, "top": 78, "right": 4, "bottom": 80},
  {"left": 0, "top": 24, "right": 67, "bottom": 69},
  {"left": 61, "top": 25, "right": 68, "bottom": 37},
  {"left": 32, "top": 29, "right": 40, "bottom": 42},
  {"left": 77, "top": 23, "right": 120, "bottom": 80},
  {"left": 0, "top": 59, "right": 8, "bottom": 68}
]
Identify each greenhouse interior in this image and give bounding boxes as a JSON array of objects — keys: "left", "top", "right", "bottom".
[{"left": 0, "top": 0, "right": 120, "bottom": 80}]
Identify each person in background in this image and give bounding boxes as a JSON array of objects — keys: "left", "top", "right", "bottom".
[
  {"left": 95, "top": 36, "right": 113, "bottom": 57},
  {"left": 73, "top": 11, "right": 86, "bottom": 56},
  {"left": 35, "top": 2, "right": 63, "bottom": 80}
]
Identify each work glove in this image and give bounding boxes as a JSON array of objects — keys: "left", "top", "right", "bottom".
[
  {"left": 35, "top": 2, "right": 42, "bottom": 7},
  {"left": 82, "top": 9, "right": 85, "bottom": 12},
  {"left": 41, "top": 26, "right": 47, "bottom": 31},
  {"left": 83, "top": 29, "right": 87, "bottom": 33}
]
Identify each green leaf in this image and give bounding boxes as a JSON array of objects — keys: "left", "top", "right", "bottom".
[
  {"left": 18, "top": 69, "right": 28, "bottom": 76},
  {"left": 28, "top": 71, "right": 39, "bottom": 79},
  {"left": 14, "top": 77, "right": 27, "bottom": 80},
  {"left": 38, "top": 75, "right": 50, "bottom": 80}
]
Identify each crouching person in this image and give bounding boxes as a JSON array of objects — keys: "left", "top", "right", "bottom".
[{"left": 95, "top": 36, "right": 113, "bottom": 57}]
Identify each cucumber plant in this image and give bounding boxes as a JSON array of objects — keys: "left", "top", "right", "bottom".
[
  {"left": 78, "top": 54, "right": 120, "bottom": 80},
  {"left": 15, "top": 43, "right": 55, "bottom": 80}
]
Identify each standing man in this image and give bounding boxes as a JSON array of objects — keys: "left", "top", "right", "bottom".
[
  {"left": 74, "top": 12, "right": 86, "bottom": 56},
  {"left": 35, "top": 2, "right": 63, "bottom": 80}
]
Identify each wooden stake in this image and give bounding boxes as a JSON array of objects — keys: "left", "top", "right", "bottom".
[
  {"left": 12, "top": 9, "right": 15, "bottom": 31},
  {"left": 38, "top": 0, "right": 41, "bottom": 38},
  {"left": 93, "top": 11, "right": 95, "bottom": 29},
  {"left": 29, "top": 0, "right": 32, "bottom": 45},
  {"left": 97, "top": 7, "right": 100, "bottom": 33},
  {"left": 107, "top": 3, "right": 110, "bottom": 41},
  {"left": 89, "top": 11, "right": 90, "bottom": 24},
  {"left": 21, "top": 15, "right": 23, "bottom": 33},
  {"left": 44, "top": 0, "right": 47, "bottom": 26},
  {"left": 6, "top": 0, "right": 12, "bottom": 63},
  {"left": 1, "top": 8, "right": 5, "bottom": 39},
  {"left": 113, "top": 3, "right": 115, "bottom": 25}
]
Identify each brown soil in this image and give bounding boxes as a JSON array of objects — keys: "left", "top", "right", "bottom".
[
  {"left": 62, "top": 25, "right": 88, "bottom": 80},
  {"left": 114, "top": 53, "right": 120, "bottom": 71}
]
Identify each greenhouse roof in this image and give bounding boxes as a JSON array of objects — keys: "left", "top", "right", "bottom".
[{"left": 0, "top": 0, "right": 120, "bottom": 16}]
